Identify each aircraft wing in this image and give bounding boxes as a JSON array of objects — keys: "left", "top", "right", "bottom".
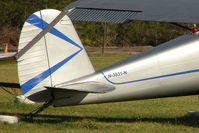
[
  {"left": 0, "top": 52, "right": 16, "bottom": 59},
  {"left": 45, "top": 81, "right": 115, "bottom": 94},
  {"left": 66, "top": 0, "right": 199, "bottom": 24}
]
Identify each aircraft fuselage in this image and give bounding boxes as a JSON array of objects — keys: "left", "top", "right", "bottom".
[{"left": 53, "top": 33, "right": 199, "bottom": 107}]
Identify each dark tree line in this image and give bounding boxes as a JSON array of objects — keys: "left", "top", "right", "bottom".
[{"left": 0, "top": 0, "right": 190, "bottom": 47}]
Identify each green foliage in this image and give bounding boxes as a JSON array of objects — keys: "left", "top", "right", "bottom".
[
  {"left": 88, "top": 53, "right": 132, "bottom": 70},
  {"left": 0, "top": 0, "right": 191, "bottom": 47},
  {"left": 74, "top": 22, "right": 104, "bottom": 47},
  {"left": 75, "top": 21, "right": 189, "bottom": 47}
]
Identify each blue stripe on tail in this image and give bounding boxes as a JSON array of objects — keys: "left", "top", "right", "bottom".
[
  {"left": 21, "top": 13, "right": 83, "bottom": 94},
  {"left": 26, "top": 14, "right": 82, "bottom": 49}
]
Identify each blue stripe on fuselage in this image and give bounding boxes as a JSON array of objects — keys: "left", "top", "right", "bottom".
[{"left": 101, "top": 68, "right": 199, "bottom": 85}]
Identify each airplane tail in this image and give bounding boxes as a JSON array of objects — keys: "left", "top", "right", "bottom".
[{"left": 17, "top": 9, "right": 95, "bottom": 101}]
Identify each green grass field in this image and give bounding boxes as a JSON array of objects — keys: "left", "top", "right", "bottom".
[{"left": 0, "top": 54, "right": 199, "bottom": 133}]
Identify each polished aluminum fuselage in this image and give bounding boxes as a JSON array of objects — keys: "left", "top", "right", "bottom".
[{"left": 53, "top": 33, "right": 199, "bottom": 107}]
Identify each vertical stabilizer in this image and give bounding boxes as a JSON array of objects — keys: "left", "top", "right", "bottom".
[{"left": 17, "top": 9, "right": 95, "bottom": 101}]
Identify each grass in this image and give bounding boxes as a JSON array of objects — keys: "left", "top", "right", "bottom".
[{"left": 0, "top": 53, "right": 199, "bottom": 133}]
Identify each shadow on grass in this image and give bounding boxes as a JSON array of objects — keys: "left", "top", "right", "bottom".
[{"left": 1, "top": 112, "right": 199, "bottom": 127}]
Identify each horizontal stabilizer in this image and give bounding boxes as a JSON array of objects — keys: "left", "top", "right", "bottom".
[
  {"left": 45, "top": 81, "right": 115, "bottom": 93},
  {"left": 0, "top": 82, "right": 20, "bottom": 88},
  {"left": 0, "top": 53, "right": 16, "bottom": 59}
]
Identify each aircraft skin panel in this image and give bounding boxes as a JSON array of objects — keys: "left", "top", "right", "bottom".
[{"left": 52, "top": 33, "right": 199, "bottom": 107}]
